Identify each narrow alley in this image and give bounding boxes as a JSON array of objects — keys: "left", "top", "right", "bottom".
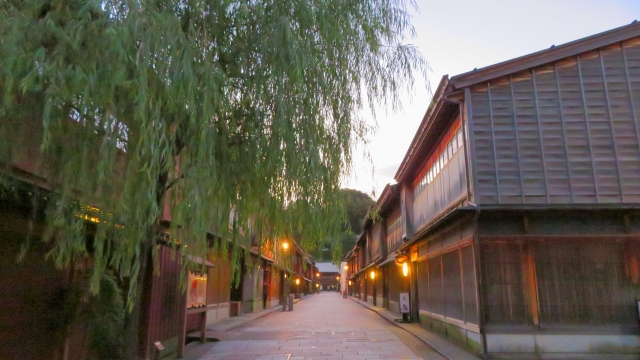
[{"left": 194, "top": 292, "right": 447, "bottom": 360}]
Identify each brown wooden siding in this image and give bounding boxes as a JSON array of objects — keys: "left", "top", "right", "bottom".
[
  {"left": 185, "top": 313, "right": 201, "bottom": 334},
  {"left": 416, "top": 244, "right": 478, "bottom": 325},
  {"left": 365, "top": 233, "right": 371, "bottom": 265},
  {"left": 386, "top": 264, "right": 410, "bottom": 314},
  {"left": 386, "top": 208, "right": 403, "bottom": 254},
  {"left": 480, "top": 237, "right": 640, "bottom": 327},
  {"left": 268, "top": 266, "right": 281, "bottom": 303},
  {"left": 371, "top": 223, "right": 382, "bottom": 260},
  {"left": 468, "top": 38, "right": 640, "bottom": 205},
  {"left": 207, "top": 250, "right": 231, "bottom": 305},
  {"left": 144, "top": 245, "right": 183, "bottom": 357},
  {"left": 0, "top": 213, "right": 68, "bottom": 360}
]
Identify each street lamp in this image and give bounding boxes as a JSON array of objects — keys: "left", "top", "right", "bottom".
[
  {"left": 282, "top": 241, "right": 290, "bottom": 311},
  {"left": 370, "top": 270, "right": 377, "bottom": 306},
  {"left": 400, "top": 263, "right": 411, "bottom": 322}
]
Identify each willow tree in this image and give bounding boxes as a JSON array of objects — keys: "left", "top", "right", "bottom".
[{"left": 1, "top": 0, "right": 425, "bottom": 344}]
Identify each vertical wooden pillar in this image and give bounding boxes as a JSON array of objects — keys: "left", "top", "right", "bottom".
[
  {"left": 625, "top": 242, "right": 640, "bottom": 284},
  {"left": 199, "top": 310, "right": 207, "bottom": 344},
  {"left": 177, "top": 284, "right": 187, "bottom": 358},
  {"left": 522, "top": 243, "right": 540, "bottom": 326}
]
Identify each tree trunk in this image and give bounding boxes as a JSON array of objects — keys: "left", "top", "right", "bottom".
[{"left": 123, "top": 169, "right": 170, "bottom": 359}]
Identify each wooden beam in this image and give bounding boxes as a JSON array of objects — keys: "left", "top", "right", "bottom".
[{"left": 523, "top": 244, "right": 540, "bottom": 326}]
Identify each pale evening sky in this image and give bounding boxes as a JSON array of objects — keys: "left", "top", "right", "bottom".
[{"left": 343, "top": 0, "right": 640, "bottom": 200}]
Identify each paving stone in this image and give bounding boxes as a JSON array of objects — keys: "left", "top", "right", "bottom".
[{"left": 196, "top": 292, "right": 445, "bottom": 360}]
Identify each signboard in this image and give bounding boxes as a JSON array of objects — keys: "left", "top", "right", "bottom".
[
  {"left": 410, "top": 246, "right": 418, "bottom": 262},
  {"left": 399, "top": 292, "right": 410, "bottom": 314}
]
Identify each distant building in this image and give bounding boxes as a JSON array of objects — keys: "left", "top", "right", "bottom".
[{"left": 315, "top": 262, "right": 341, "bottom": 291}]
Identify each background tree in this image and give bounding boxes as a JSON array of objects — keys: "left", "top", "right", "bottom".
[
  {"left": 311, "top": 188, "right": 375, "bottom": 261},
  {"left": 0, "top": 0, "right": 426, "bottom": 355}
]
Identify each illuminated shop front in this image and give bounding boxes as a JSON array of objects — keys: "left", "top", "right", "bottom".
[{"left": 187, "top": 271, "right": 207, "bottom": 309}]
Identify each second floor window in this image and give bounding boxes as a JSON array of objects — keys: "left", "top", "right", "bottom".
[{"left": 413, "top": 127, "right": 463, "bottom": 201}]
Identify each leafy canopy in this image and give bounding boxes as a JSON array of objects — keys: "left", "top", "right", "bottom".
[
  {"left": 0, "top": 0, "right": 427, "bottom": 296},
  {"left": 310, "top": 188, "right": 375, "bottom": 261}
]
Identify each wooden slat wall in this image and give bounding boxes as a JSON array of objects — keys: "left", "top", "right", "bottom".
[
  {"left": 365, "top": 232, "right": 372, "bottom": 264},
  {"left": 0, "top": 214, "right": 69, "bottom": 360},
  {"left": 185, "top": 313, "right": 201, "bottom": 333},
  {"left": 386, "top": 208, "right": 403, "bottom": 254},
  {"left": 469, "top": 38, "right": 640, "bottom": 204},
  {"left": 371, "top": 223, "right": 381, "bottom": 260},
  {"left": 269, "top": 266, "right": 281, "bottom": 302},
  {"left": 207, "top": 251, "right": 231, "bottom": 305},
  {"left": 386, "top": 264, "right": 409, "bottom": 312},
  {"left": 145, "top": 245, "right": 182, "bottom": 356}
]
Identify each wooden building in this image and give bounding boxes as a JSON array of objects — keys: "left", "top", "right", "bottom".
[
  {"left": 347, "top": 21, "right": 640, "bottom": 359},
  {"left": 0, "top": 117, "right": 311, "bottom": 359},
  {"left": 316, "top": 262, "right": 341, "bottom": 291},
  {"left": 289, "top": 243, "right": 316, "bottom": 297},
  {"left": 344, "top": 184, "right": 410, "bottom": 313}
]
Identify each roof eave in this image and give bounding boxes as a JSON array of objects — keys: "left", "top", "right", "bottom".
[
  {"left": 394, "top": 76, "right": 451, "bottom": 183},
  {"left": 377, "top": 183, "right": 399, "bottom": 213}
]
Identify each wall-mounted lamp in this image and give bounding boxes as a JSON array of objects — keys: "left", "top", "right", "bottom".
[
  {"left": 348, "top": 281, "right": 352, "bottom": 286},
  {"left": 295, "top": 278, "right": 300, "bottom": 285},
  {"left": 370, "top": 270, "right": 376, "bottom": 280},
  {"left": 282, "top": 242, "right": 289, "bottom": 250},
  {"left": 336, "top": 276, "right": 340, "bottom": 280},
  {"left": 403, "top": 262, "right": 409, "bottom": 277},
  {"left": 316, "top": 283, "right": 319, "bottom": 288},
  {"left": 344, "top": 265, "right": 348, "bottom": 270}
]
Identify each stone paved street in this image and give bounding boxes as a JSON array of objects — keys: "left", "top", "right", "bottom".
[{"left": 196, "top": 292, "right": 447, "bottom": 360}]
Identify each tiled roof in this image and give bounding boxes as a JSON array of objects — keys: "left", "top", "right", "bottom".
[{"left": 315, "top": 262, "right": 340, "bottom": 273}]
